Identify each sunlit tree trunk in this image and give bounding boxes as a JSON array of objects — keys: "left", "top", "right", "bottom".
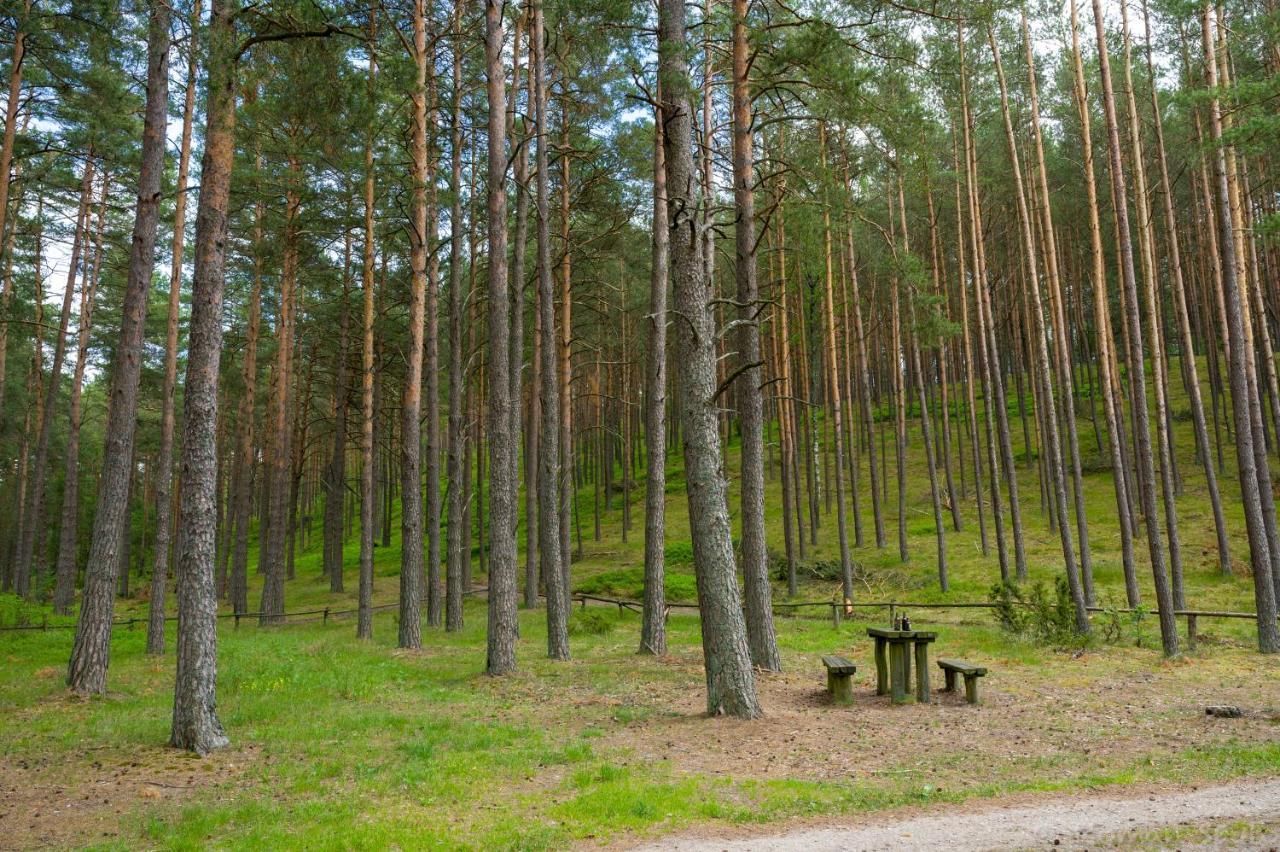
[
  {"left": 1200, "top": 6, "right": 1278, "bottom": 651},
  {"left": 484, "top": 0, "right": 520, "bottom": 675},
  {"left": 733, "top": 0, "right": 779, "bottom": 670},
  {"left": 356, "top": 14, "right": 378, "bottom": 640},
  {"left": 639, "top": 97, "right": 669, "bottom": 656},
  {"left": 1069, "top": 0, "right": 1139, "bottom": 606},
  {"left": 1091, "top": 0, "right": 1179, "bottom": 656},
  {"left": 146, "top": 1, "right": 201, "bottom": 651},
  {"left": 534, "top": 0, "right": 568, "bottom": 659}
]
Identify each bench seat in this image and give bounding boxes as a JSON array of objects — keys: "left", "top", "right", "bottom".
[
  {"left": 937, "top": 658, "right": 987, "bottom": 704},
  {"left": 822, "top": 655, "right": 857, "bottom": 704}
]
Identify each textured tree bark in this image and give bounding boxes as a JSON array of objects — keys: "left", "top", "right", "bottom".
[
  {"left": 1091, "top": 0, "right": 1179, "bottom": 657},
  {"left": 484, "top": 0, "right": 520, "bottom": 675},
  {"left": 733, "top": 0, "right": 779, "bottom": 671},
  {"left": 508, "top": 8, "right": 533, "bottom": 611},
  {"left": 639, "top": 98, "right": 668, "bottom": 657},
  {"left": 148, "top": 2, "right": 200, "bottom": 652},
  {"left": 557, "top": 114, "right": 574, "bottom": 588},
  {"left": 1069, "top": 0, "right": 1138, "bottom": 607},
  {"left": 357, "top": 20, "right": 378, "bottom": 641},
  {"left": 659, "top": 0, "right": 759, "bottom": 718},
  {"left": 399, "top": 0, "right": 427, "bottom": 650},
  {"left": 534, "top": 0, "right": 568, "bottom": 660},
  {"left": 170, "top": 0, "right": 230, "bottom": 754},
  {"left": 1200, "top": 6, "right": 1278, "bottom": 652},
  {"left": 446, "top": 0, "right": 467, "bottom": 632},
  {"left": 424, "top": 6, "right": 444, "bottom": 628},
  {"left": 53, "top": 176, "right": 106, "bottom": 615}
]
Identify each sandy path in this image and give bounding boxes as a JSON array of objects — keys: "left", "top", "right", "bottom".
[{"left": 634, "top": 778, "right": 1280, "bottom": 851}]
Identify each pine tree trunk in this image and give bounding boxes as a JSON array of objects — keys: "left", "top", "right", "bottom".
[
  {"left": 258, "top": 171, "right": 299, "bottom": 625},
  {"left": 1069, "top": 0, "right": 1139, "bottom": 606},
  {"left": 534, "top": 0, "right": 568, "bottom": 660},
  {"left": 659, "top": 0, "right": 759, "bottom": 718},
  {"left": 1200, "top": 6, "right": 1278, "bottom": 651},
  {"left": 0, "top": 0, "right": 30, "bottom": 434},
  {"left": 399, "top": 0, "right": 428, "bottom": 649},
  {"left": 1118, "top": 2, "right": 1183, "bottom": 611},
  {"left": 640, "top": 97, "right": 668, "bottom": 656},
  {"left": 732, "top": 0, "right": 779, "bottom": 671},
  {"left": 1140, "top": 0, "right": 1229, "bottom": 576},
  {"left": 1021, "top": 10, "right": 1094, "bottom": 605},
  {"left": 484, "top": 0, "right": 520, "bottom": 675},
  {"left": 895, "top": 177, "right": 948, "bottom": 591},
  {"left": 1091, "top": 0, "right": 1179, "bottom": 656},
  {"left": 147, "top": 2, "right": 200, "bottom": 651},
  {"left": 169, "top": 0, "right": 229, "bottom": 753},
  {"left": 423, "top": 15, "right": 444, "bottom": 629},
  {"left": 446, "top": 0, "right": 467, "bottom": 632},
  {"left": 357, "top": 14, "right": 379, "bottom": 640},
  {"left": 324, "top": 237, "right": 351, "bottom": 592}
]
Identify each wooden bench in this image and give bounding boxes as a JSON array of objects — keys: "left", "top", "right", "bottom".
[
  {"left": 822, "top": 655, "right": 857, "bottom": 705},
  {"left": 937, "top": 659, "right": 987, "bottom": 705}
]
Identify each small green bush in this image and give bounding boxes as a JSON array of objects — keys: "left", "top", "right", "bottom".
[
  {"left": 989, "top": 578, "right": 1085, "bottom": 647},
  {"left": 574, "top": 566, "right": 697, "bottom": 602},
  {"left": 664, "top": 541, "right": 694, "bottom": 566},
  {"left": 568, "top": 609, "right": 617, "bottom": 636}
]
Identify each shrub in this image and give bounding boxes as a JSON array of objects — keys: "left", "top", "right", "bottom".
[
  {"left": 568, "top": 609, "right": 616, "bottom": 636},
  {"left": 663, "top": 541, "right": 694, "bottom": 566},
  {"left": 989, "top": 578, "right": 1084, "bottom": 647},
  {"left": 574, "top": 566, "right": 697, "bottom": 603}
]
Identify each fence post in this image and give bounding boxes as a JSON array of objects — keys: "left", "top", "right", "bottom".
[
  {"left": 888, "top": 603, "right": 896, "bottom": 627},
  {"left": 831, "top": 602, "right": 840, "bottom": 629},
  {"left": 42, "top": 615, "right": 48, "bottom": 631},
  {"left": 1187, "top": 613, "right": 1198, "bottom": 650},
  {"left": 234, "top": 613, "right": 240, "bottom": 630},
  {"left": 323, "top": 607, "right": 330, "bottom": 625}
]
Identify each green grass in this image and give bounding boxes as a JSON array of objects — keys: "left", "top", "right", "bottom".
[{"left": 2, "top": 355, "right": 1279, "bottom": 849}]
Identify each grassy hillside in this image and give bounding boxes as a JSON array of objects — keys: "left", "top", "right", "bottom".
[{"left": 1, "top": 356, "right": 1277, "bottom": 849}]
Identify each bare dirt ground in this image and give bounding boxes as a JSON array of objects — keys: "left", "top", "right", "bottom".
[
  {"left": 586, "top": 641, "right": 1280, "bottom": 790},
  {"left": 0, "top": 690, "right": 255, "bottom": 852},
  {"left": 633, "top": 777, "right": 1280, "bottom": 851}
]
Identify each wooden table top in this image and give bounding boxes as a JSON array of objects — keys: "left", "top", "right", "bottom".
[{"left": 866, "top": 627, "right": 938, "bottom": 640}]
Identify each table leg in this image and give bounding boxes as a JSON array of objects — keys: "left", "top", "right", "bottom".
[
  {"left": 914, "top": 640, "right": 930, "bottom": 704},
  {"left": 874, "top": 637, "right": 888, "bottom": 696},
  {"left": 901, "top": 639, "right": 912, "bottom": 693},
  {"left": 890, "top": 642, "right": 909, "bottom": 704}
]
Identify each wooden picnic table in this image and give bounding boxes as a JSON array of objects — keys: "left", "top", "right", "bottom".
[{"left": 867, "top": 627, "right": 938, "bottom": 704}]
